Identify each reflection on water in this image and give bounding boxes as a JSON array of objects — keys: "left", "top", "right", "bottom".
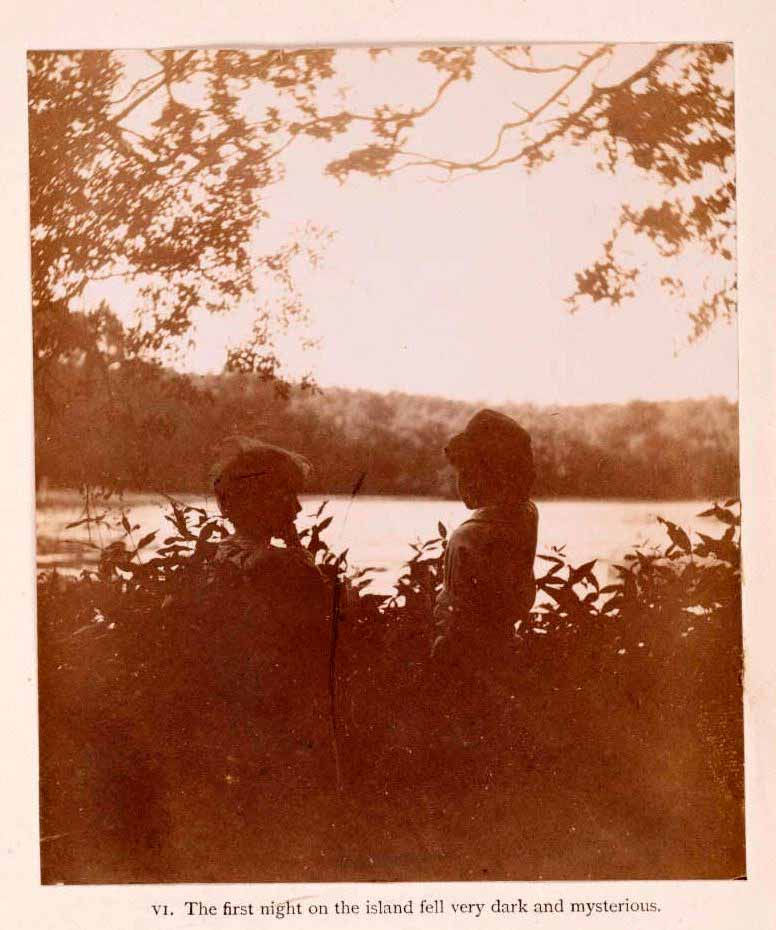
[{"left": 36, "top": 492, "right": 723, "bottom": 594}]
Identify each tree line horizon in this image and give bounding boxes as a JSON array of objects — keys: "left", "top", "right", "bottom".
[{"left": 37, "top": 362, "right": 739, "bottom": 501}]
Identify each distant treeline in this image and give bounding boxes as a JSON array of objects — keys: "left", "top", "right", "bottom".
[{"left": 36, "top": 361, "right": 739, "bottom": 500}]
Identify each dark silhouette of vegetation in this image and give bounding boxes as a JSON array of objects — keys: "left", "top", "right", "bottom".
[
  {"left": 37, "top": 499, "right": 742, "bottom": 881},
  {"left": 36, "top": 358, "right": 738, "bottom": 500}
]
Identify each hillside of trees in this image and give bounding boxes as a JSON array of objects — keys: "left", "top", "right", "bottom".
[{"left": 36, "top": 361, "right": 739, "bottom": 500}]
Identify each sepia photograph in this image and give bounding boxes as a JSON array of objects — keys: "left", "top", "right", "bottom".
[{"left": 29, "top": 42, "right": 744, "bottom": 885}]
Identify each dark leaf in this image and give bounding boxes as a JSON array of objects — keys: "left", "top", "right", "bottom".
[
  {"left": 599, "top": 584, "right": 622, "bottom": 594},
  {"left": 135, "top": 531, "right": 157, "bottom": 550},
  {"left": 570, "top": 559, "right": 597, "bottom": 586},
  {"left": 657, "top": 517, "right": 692, "bottom": 552},
  {"left": 540, "top": 576, "right": 565, "bottom": 588}
]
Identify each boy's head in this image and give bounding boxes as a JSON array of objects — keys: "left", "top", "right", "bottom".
[
  {"left": 445, "top": 409, "right": 535, "bottom": 509},
  {"left": 212, "top": 436, "right": 311, "bottom": 541}
]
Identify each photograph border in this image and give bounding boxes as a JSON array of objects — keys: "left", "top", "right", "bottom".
[{"left": 3, "top": 0, "right": 775, "bottom": 926}]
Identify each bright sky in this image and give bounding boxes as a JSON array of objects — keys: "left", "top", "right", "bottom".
[{"left": 101, "top": 45, "right": 739, "bottom": 406}]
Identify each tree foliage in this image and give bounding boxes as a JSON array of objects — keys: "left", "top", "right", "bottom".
[
  {"left": 29, "top": 43, "right": 736, "bottom": 401},
  {"left": 325, "top": 44, "right": 736, "bottom": 339},
  {"left": 28, "top": 48, "right": 340, "bottom": 402}
]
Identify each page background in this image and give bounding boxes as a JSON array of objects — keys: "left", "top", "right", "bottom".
[{"left": 3, "top": 2, "right": 774, "bottom": 927}]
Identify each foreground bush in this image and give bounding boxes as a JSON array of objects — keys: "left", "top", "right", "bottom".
[{"left": 36, "top": 500, "right": 744, "bottom": 882}]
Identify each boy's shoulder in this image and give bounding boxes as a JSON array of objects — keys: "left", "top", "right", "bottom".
[
  {"left": 211, "top": 535, "right": 318, "bottom": 574},
  {"left": 462, "top": 500, "right": 537, "bottom": 529},
  {"left": 449, "top": 500, "right": 537, "bottom": 547}
]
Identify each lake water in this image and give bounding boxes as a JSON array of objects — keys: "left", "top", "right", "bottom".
[{"left": 36, "top": 492, "right": 723, "bottom": 594}]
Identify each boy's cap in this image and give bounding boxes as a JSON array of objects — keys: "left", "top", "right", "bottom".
[
  {"left": 445, "top": 409, "right": 533, "bottom": 466},
  {"left": 211, "top": 436, "right": 312, "bottom": 493}
]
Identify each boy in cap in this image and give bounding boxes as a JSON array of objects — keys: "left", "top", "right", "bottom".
[
  {"left": 417, "top": 410, "right": 539, "bottom": 823},
  {"left": 211, "top": 435, "right": 314, "bottom": 562},
  {"left": 433, "top": 409, "right": 538, "bottom": 655},
  {"left": 206, "top": 437, "right": 333, "bottom": 782}
]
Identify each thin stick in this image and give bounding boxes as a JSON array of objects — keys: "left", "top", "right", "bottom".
[
  {"left": 327, "top": 470, "right": 367, "bottom": 792},
  {"left": 328, "top": 578, "right": 343, "bottom": 792}
]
